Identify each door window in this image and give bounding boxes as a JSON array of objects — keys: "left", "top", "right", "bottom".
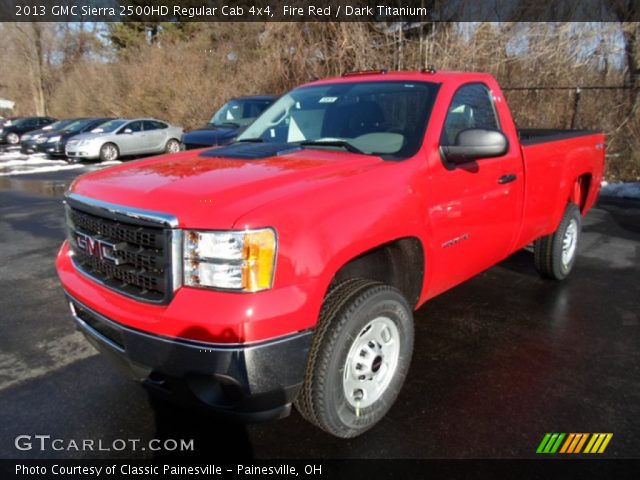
[
  {"left": 125, "top": 121, "right": 143, "bottom": 133},
  {"left": 442, "top": 84, "right": 499, "bottom": 145}
]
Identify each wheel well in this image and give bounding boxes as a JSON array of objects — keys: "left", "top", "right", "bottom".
[
  {"left": 572, "top": 173, "right": 592, "bottom": 213},
  {"left": 330, "top": 237, "right": 424, "bottom": 308}
]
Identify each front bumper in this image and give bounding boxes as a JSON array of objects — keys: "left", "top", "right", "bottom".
[
  {"left": 66, "top": 293, "right": 313, "bottom": 420},
  {"left": 66, "top": 142, "right": 101, "bottom": 160},
  {"left": 36, "top": 141, "right": 65, "bottom": 156},
  {"left": 20, "top": 141, "right": 39, "bottom": 154}
]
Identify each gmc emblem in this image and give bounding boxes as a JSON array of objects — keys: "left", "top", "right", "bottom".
[{"left": 75, "top": 232, "right": 120, "bottom": 265}]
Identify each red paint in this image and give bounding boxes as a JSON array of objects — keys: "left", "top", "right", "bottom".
[{"left": 56, "top": 71, "right": 605, "bottom": 344}]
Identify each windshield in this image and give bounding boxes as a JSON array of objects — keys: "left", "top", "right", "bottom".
[
  {"left": 210, "top": 99, "right": 274, "bottom": 127},
  {"left": 44, "top": 119, "right": 73, "bottom": 130},
  {"left": 91, "top": 120, "right": 126, "bottom": 133},
  {"left": 14, "top": 118, "right": 48, "bottom": 128},
  {"left": 60, "top": 119, "right": 93, "bottom": 132},
  {"left": 237, "top": 81, "right": 440, "bottom": 159}
]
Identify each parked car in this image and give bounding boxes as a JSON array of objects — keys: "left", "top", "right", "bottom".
[
  {"left": 57, "top": 71, "right": 605, "bottom": 438},
  {"left": 0, "top": 116, "right": 22, "bottom": 128},
  {"left": 181, "top": 96, "right": 276, "bottom": 150},
  {"left": 0, "top": 116, "right": 56, "bottom": 144},
  {"left": 65, "top": 118, "right": 183, "bottom": 162},
  {"left": 20, "top": 118, "right": 85, "bottom": 154},
  {"left": 34, "top": 118, "right": 112, "bottom": 158}
]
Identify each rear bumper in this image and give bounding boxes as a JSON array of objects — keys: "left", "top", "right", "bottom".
[{"left": 66, "top": 293, "right": 313, "bottom": 421}]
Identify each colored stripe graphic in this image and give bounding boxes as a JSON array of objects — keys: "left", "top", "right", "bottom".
[
  {"left": 567, "top": 433, "right": 584, "bottom": 453},
  {"left": 536, "top": 433, "right": 565, "bottom": 454},
  {"left": 550, "top": 433, "right": 565, "bottom": 453},
  {"left": 538, "top": 433, "right": 613, "bottom": 454},
  {"left": 574, "top": 433, "right": 589, "bottom": 453},
  {"left": 584, "top": 433, "right": 614, "bottom": 454},
  {"left": 559, "top": 433, "right": 575, "bottom": 453},
  {"left": 536, "top": 433, "right": 552, "bottom": 453}
]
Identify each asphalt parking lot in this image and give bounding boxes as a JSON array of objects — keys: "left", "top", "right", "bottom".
[{"left": 0, "top": 146, "right": 638, "bottom": 460}]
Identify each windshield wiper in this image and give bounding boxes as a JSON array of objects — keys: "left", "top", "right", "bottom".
[
  {"left": 235, "top": 137, "right": 264, "bottom": 143},
  {"left": 299, "top": 140, "right": 366, "bottom": 154}
]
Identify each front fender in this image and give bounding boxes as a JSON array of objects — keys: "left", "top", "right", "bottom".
[{"left": 232, "top": 160, "right": 427, "bottom": 331}]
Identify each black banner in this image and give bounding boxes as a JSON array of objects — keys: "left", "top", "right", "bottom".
[
  {"left": 2, "top": 459, "right": 640, "bottom": 480},
  {"left": 1, "top": 0, "right": 639, "bottom": 22}
]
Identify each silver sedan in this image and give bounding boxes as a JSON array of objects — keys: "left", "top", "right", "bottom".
[{"left": 65, "top": 118, "right": 183, "bottom": 162}]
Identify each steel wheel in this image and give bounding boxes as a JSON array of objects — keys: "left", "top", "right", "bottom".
[
  {"left": 534, "top": 203, "right": 582, "bottom": 280},
  {"left": 295, "top": 280, "right": 414, "bottom": 438},
  {"left": 343, "top": 316, "right": 400, "bottom": 409},
  {"left": 561, "top": 219, "right": 578, "bottom": 267}
]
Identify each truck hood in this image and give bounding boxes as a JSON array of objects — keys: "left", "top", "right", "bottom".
[{"left": 70, "top": 147, "right": 383, "bottom": 228}]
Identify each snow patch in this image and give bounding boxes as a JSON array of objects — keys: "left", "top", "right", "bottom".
[
  {"left": 0, "top": 158, "right": 67, "bottom": 167},
  {"left": 0, "top": 164, "right": 87, "bottom": 176},
  {"left": 0, "top": 148, "right": 122, "bottom": 176}
]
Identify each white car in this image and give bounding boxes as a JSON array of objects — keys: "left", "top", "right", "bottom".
[{"left": 65, "top": 118, "right": 183, "bottom": 162}]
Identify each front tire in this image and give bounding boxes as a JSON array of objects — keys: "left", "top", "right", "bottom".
[
  {"left": 534, "top": 203, "right": 582, "bottom": 280},
  {"left": 295, "top": 279, "right": 414, "bottom": 438},
  {"left": 99, "top": 143, "right": 119, "bottom": 162}
]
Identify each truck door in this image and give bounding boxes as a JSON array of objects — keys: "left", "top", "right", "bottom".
[{"left": 427, "top": 82, "right": 524, "bottom": 294}]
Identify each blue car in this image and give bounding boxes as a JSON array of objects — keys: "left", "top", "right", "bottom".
[{"left": 181, "top": 96, "right": 276, "bottom": 150}]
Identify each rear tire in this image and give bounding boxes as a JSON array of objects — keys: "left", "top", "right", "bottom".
[
  {"left": 6, "top": 133, "right": 19, "bottom": 144},
  {"left": 165, "top": 138, "right": 181, "bottom": 154},
  {"left": 534, "top": 203, "right": 582, "bottom": 280},
  {"left": 99, "top": 143, "right": 119, "bottom": 162},
  {"left": 295, "top": 279, "right": 414, "bottom": 438}
]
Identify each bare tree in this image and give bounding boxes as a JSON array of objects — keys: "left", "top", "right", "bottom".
[
  {"left": 12, "top": 23, "right": 49, "bottom": 115},
  {"left": 607, "top": 1, "right": 640, "bottom": 117}
]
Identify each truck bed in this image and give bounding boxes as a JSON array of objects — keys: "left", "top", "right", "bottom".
[{"left": 518, "top": 128, "right": 601, "bottom": 146}]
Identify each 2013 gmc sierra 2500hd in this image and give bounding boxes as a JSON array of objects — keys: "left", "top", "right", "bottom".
[{"left": 56, "top": 70, "right": 605, "bottom": 438}]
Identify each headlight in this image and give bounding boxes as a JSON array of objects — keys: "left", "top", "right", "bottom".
[
  {"left": 47, "top": 136, "right": 61, "bottom": 143},
  {"left": 77, "top": 140, "right": 89, "bottom": 146},
  {"left": 183, "top": 228, "right": 276, "bottom": 292},
  {"left": 21, "top": 134, "right": 30, "bottom": 141}
]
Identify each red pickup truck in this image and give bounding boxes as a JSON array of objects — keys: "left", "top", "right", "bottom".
[{"left": 56, "top": 71, "right": 605, "bottom": 438}]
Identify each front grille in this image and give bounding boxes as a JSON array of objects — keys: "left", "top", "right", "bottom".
[{"left": 67, "top": 205, "right": 172, "bottom": 303}]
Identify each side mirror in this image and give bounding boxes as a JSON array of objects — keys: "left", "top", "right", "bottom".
[
  {"left": 441, "top": 128, "right": 508, "bottom": 164},
  {"left": 123, "top": 128, "right": 133, "bottom": 134}
]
